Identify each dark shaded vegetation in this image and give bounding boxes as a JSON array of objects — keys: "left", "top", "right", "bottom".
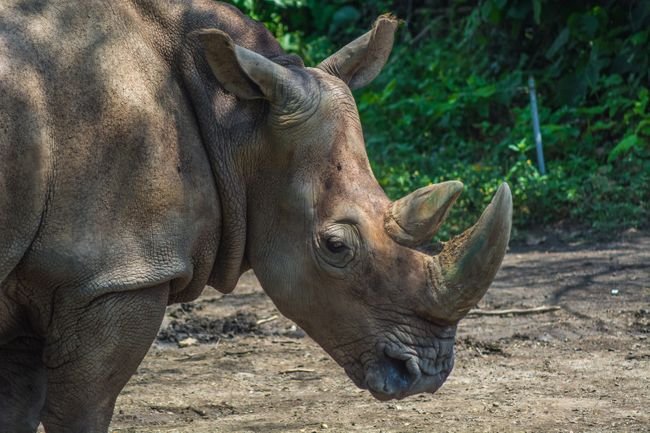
[{"left": 225, "top": 0, "right": 649, "bottom": 237}]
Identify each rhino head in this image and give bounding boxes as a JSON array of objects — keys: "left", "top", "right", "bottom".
[{"left": 198, "top": 16, "right": 511, "bottom": 400}]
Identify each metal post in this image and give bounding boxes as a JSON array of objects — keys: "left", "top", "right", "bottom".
[{"left": 528, "top": 76, "right": 546, "bottom": 175}]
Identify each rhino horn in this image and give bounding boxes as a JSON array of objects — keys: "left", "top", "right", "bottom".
[
  {"left": 429, "top": 183, "right": 512, "bottom": 321},
  {"left": 385, "top": 181, "right": 463, "bottom": 247}
]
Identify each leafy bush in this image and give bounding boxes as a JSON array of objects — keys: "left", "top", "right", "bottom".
[{"left": 223, "top": 0, "right": 649, "bottom": 236}]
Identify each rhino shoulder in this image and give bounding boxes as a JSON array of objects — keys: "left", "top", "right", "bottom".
[{"left": 0, "top": 28, "right": 54, "bottom": 285}]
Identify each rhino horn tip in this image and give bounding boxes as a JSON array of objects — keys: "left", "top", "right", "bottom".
[{"left": 436, "top": 182, "right": 512, "bottom": 320}]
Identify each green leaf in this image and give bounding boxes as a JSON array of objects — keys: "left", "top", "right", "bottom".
[
  {"left": 630, "top": 31, "right": 649, "bottom": 46},
  {"left": 473, "top": 84, "right": 497, "bottom": 98},
  {"left": 481, "top": 1, "right": 503, "bottom": 24},
  {"left": 608, "top": 135, "right": 640, "bottom": 161},
  {"left": 569, "top": 13, "right": 599, "bottom": 39},
  {"left": 532, "top": 0, "right": 542, "bottom": 25},
  {"left": 330, "top": 6, "right": 360, "bottom": 32},
  {"left": 546, "top": 28, "right": 570, "bottom": 59}
]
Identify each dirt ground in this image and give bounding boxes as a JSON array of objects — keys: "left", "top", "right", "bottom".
[{"left": 109, "top": 230, "right": 649, "bottom": 433}]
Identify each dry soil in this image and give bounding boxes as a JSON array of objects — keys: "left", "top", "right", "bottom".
[{"left": 109, "top": 231, "right": 649, "bottom": 433}]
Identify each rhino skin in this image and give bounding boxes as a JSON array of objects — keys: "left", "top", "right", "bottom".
[{"left": 0, "top": 0, "right": 512, "bottom": 431}]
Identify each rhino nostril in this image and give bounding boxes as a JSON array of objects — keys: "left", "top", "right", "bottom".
[
  {"left": 380, "top": 348, "right": 424, "bottom": 394},
  {"left": 382, "top": 354, "right": 411, "bottom": 393},
  {"left": 365, "top": 347, "right": 425, "bottom": 398}
]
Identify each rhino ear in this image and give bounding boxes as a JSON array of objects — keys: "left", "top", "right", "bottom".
[
  {"left": 317, "top": 14, "right": 398, "bottom": 90},
  {"left": 197, "top": 29, "right": 294, "bottom": 102}
]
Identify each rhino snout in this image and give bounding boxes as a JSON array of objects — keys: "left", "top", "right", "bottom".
[{"left": 358, "top": 341, "right": 455, "bottom": 401}]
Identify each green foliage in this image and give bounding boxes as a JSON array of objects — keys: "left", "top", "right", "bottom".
[
  {"left": 226, "top": 0, "right": 390, "bottom": 64},
  {"left": 223, "top": 0, "right": 649, "bottom": 236}
]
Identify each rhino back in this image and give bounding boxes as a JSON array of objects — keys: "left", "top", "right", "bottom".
[{"left": 0, "top": 0, "right": 225, "bottom": 321}]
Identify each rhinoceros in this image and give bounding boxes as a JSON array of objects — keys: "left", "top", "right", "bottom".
[{"left": 0, "top": 0, "right": 512, "bottom": 431}]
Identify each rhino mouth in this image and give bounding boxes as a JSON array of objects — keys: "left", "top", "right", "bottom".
[{"left": 346, "top": 341, "right": 455, "bottom": 401}]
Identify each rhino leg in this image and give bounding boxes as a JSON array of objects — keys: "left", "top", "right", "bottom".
[
  {"left": 41, "top": 284, "right": 169, "bottom": 433},
  {"left": 0, "top": 337, "right": 47, "bottom": 433}
]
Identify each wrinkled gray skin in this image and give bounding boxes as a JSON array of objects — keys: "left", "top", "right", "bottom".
[{"left": 0, "top": 1, "right": 512, "bottom": 431}]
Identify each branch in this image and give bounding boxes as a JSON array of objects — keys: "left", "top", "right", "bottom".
[
  {"left": 256, "top": 315, "right": 279, "bottom": 326},
  {"left": 280, "top": 368, "right": 315, "bottom": 374},
  {"left": 467, "top": 306, "right": 561, "bottom": 317}
]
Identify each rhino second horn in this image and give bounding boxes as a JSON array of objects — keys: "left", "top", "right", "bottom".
[
  {"left": 431, "top": 183, "right": 512, "bottom": 321},
  {"left": 385, "top": 181, "right": 463, "bottom": 247}
]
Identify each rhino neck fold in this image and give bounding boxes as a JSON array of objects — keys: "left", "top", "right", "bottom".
[
  {"left": 168, "top": 3, "right": 289, "bottom": 293},
  {"left": 178, "top": 45, "right": 263, "bottom": 294}
]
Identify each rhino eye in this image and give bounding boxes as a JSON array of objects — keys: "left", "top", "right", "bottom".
[
  {"left": 318, "top": 224, "right": 358, "bottom": 269},
  {"left": 325, "top": 237, "right": 348, "bottom": 254}
]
